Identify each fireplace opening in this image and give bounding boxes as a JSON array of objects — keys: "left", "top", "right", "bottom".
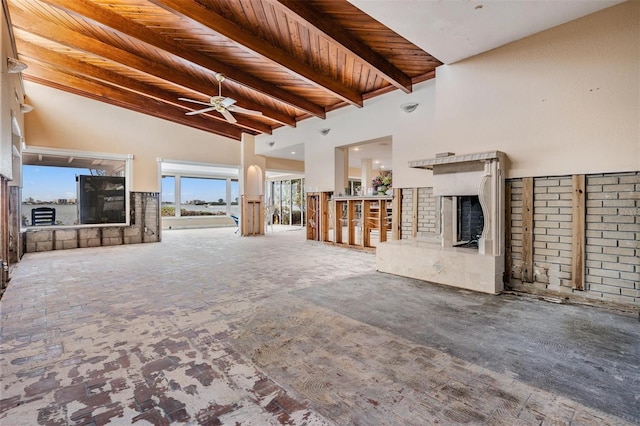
[{"left": 455, "top": 195, "right": 484, "bottom": 248}]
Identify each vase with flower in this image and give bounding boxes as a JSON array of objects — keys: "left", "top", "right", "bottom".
[{"left": 372, "top": 172, "right": 392, "bottom": 196}]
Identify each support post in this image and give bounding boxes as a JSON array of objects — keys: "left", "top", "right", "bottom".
[
  {"left": 348, "top": 199, "right": 356, "bottom": 245},
  {"left": 379, "top": 199, "right": 387, "bottom": 243},
  {"left": 363, "top": 200, "right": 371, "bottom": 247},
  {"left": 412, "top": 188, "right": 418, "bottom": 239},
  {"left": 504, "top": 182, "right": 512, "bottom": 284},
  {"left": 571, "top": 175, "right": 586, "bottom": 290},
  {"left": 392, "top": 188, "right": 401, "bottom": 240},
  {"left": 521, "top": 177, "right": 534, "bottom": 282}
]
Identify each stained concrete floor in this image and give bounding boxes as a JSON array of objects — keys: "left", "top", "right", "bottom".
[{"left": 0, "top": 227, "right": 638, "bottom": 425}]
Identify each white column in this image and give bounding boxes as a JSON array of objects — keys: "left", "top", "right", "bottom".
[
  {"left": 174, "top": 175, "right": 181, "bottom": 217},
  {"left": 334, "top": 147, "right": 349, "bottom": 195},
  {"left": 226, "top": 178, "right": 232, "bottom": 215},
  {"left": 361, "top": 158, "right": 373, "bottom": 196},
  {"left": 240, "top": 133, "right": 266, "bottom": 235}
]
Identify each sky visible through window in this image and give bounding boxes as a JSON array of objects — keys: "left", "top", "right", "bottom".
[
  {"left": 22, "top": 165, "right": 87, "bottom": 201},
  {"left": 23, "top": 165, "right": 232, "bottom": 203}
]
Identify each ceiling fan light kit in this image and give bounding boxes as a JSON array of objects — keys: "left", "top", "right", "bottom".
[{"left": 179, "top": 73, "right": 262, "bottom": 123}]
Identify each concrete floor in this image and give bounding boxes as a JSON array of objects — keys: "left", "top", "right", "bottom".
[{"left": 0, "top": 227, "right": 638, "bottom": 425}]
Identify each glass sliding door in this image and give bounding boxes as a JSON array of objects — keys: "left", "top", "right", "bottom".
[
  {"left": 291, "top": 179, "right": 303, "bottom": 225},
  {"left": 230, "top": 179, "right": 239, "bottom": 215},
  {"left": 265, "top": 178, "right": 305, "bottom": 227},
  {"left": 281, "top": 180, "right": 292, "bottom": 225}
]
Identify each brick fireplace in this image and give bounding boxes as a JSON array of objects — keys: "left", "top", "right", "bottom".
[{"left": 376, "top": 151, "right": 508, "bottom": 294}]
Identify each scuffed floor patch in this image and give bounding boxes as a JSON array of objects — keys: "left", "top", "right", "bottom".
[
  {"left": 232, "top": 295, "right": 636, "bottom": 425},
  {"left": 1, "top": 308, "right": 325, "bottom": 425}
]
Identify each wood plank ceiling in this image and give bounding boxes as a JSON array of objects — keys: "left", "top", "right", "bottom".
[{"left": 7, "top": 0, "right": 442, "bottom": 141}]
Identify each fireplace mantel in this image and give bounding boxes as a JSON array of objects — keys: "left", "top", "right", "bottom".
[
  {"left": 408, "top": 151, "right": 506, "bottom": 170},
  {"left": 377, "top": 150, "right": 508, "bottom": 294}
]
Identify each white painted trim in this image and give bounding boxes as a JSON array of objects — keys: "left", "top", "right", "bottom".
[{"left": 24, "top": 145, "right": 133, "bottom": 161}]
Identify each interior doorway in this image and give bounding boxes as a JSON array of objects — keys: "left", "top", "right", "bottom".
[{"left": 265, "top": 175, "right": 305, "bottom": 227}]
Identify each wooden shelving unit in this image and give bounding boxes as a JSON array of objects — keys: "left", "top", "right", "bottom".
[{"left": 330, "top": 196, "right": 393, "bottom": 249}]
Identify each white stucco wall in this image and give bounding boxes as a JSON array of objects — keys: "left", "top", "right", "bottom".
[
  {"left": 256, "top": 82, "right": 435, "bottom": 191},
  {"left": 256, "top": 1, "right": 640, "bottom": 190},
  {"left": 432, "top": 0, "right": 639, "bottom": 178},
  {"left": 1, "top": 10, "right": 25, "bottom": 181},
  {"left": 23, "top": 82, "right": 241, "bottom": 192}
]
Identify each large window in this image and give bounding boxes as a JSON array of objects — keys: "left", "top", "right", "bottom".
[
  {"left": 22, "top": 148, "right": 130, "bottom": 227},
  {"left": 160, "top": 162, "right": 240, "bottom": 218}
]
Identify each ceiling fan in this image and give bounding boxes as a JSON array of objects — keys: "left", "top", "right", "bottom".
[{"left": 179, "top": 73, "right": 262, "bottom": 124}]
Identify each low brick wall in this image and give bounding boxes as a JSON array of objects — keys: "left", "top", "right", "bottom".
[
  {"left": 584, "top": 173, "right": 639, "bottom": 304},
  {"left": 508, "top": 172, "right": 639, "bottom": 306},
  {"left": 532, "top": 176, "right": 574, "bottom": 287},
  {"left": 25, "top": 192, "right": 160, "bottom": 253}
]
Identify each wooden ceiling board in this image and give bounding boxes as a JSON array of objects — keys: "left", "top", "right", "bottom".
[
  {"left": 23, "top": 54, "right": 272, "bottom": 135},
  {"left": 307, "top": 0, "right": 440, "bottom": 79},
  {"left": 42, "top": 0, "right": 323, "bottom": 119},
  {"left": 23, "top": 63, "right": 247, "bottom": 140},
  {"left": 14, "top": 8, "right": 290, "bottom": 127},
  {"left": 9, "top": 0, "right": 442, "bottom": 141}
]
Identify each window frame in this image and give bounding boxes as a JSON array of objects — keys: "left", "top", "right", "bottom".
[
  {"left": 158, "top": 159, "right": 241, "bottom": 219},
  {"left": 22, "top": 146, "right": 133, "bottom": 228}
]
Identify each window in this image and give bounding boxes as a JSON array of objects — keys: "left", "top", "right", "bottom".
[
  {"left": 22, "top": 148, "right": 131, "bottom": 227},
  {"left": 180, "top": 177, "right": 228, "bottom": 216},
  {"left": 159, "top": 162, "right": 240, "bottom": 218}
]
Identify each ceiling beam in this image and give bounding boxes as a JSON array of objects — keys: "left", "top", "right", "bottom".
[
  {"left": 16, "top": 40, "right": 272, "bottom": 135},
  {"left": 269, "top": 0, "right": 412, "bottom": 94},
  {"left": 318, "top": 70, "right": 437, "bottom": 115},
  {"left": 10, "top": 7, "right": 295, "bottom": 129},
  {"left": 23, "top": 62, "right": 244, "bottom": 140},
  {"left": 38, "top": 0, "right": 326, "bottom": 120},
  {"left": 150, "top": 0, "right": 364, "bottom": 108}
]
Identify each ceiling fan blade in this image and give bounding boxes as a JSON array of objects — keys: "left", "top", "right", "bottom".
[
  {"left": 229, "top": 105, "right": 263, "bottom": 116},
  {"left": 179, "top": 97, "right": 212, "bottom": 107},
  {"left": 220, "top": 109, "right": 237, "bottom": 123},
  {"left": 186, "top": 106, "right": 217, "bottom": 116},
  {"left": 221, "top": 97, "right": 236, "bottom": 108}
]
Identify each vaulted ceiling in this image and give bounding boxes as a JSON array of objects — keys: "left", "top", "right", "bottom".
[{"left": 7, "top": 0, "right": 442, "bottom": 141}]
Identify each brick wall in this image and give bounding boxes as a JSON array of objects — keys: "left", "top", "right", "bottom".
[
  {"left": 417, "top": 188, "right": 437, "bottom": 239},
  {"left": 507, "top": 172, "right": 639, "bottom": 306},
  {"left": 400, "top": 188, "right": 438, "bottom": 240},
  {"left": 508, "top": 180, "right": 524, "bottom": 279},
  {"left": 400, "top": 188, "right": 414, "bottom": 238},
  {"left": 25, "top": 192, "right": 160, "bottom": 253},
  {"left": 584, "top": 172, "right": 639, "bottom": 304},
  {"left": 532, "top": 176, "right": 574, "bottom": 287}
]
